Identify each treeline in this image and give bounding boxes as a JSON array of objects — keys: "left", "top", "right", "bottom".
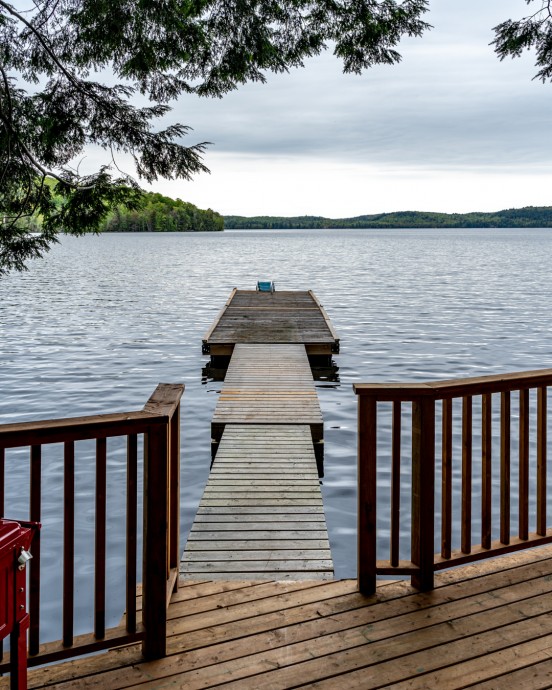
[
  {"left": 103, "top": 191, "right": 224, "bottom": 232},
  {"left": 224, "top": 206, "right": 552, "bottom": 229}
]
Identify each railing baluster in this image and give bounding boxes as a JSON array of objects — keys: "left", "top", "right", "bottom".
[
  {"left": 29, "top": 445, "right": 42, "bottom": 656},
  {"left": 411, "top": 397, "right": 435, "bottom": 591},
  {"left": 0, "top": 447, "right": 4, "bottom": 662},
  {"left": 537, "top": 387, "right": 547, "bottom": 536},
  {"left": 482, "top": 393, "right": 492, "bottom": 549},
  {"left": 441, "top": 398, "right": 452, "bottom": 559},
  {"left": 63, "top": 441, "right": 75, "bottom": 647},
  {"left": 357, "top": 395, "right": 377, "bottom": 594},
  {"left": 390, "top": 401, "right": 401, "bottom": 567},
  {"left": 500, "top": 391, "right": 511, "bottom": 545},
  {"left": 461, "top": 396, "right": 472, "bottom": 554},
  {"left": 95, "top": 438, "right": 107, "bottom": 639},
  {"left": 126, "top": 434, "right": 138, "bottom": 634},
  {"left": 519, "top": 389, "right": 529, "bottom": 540},
  {"left": 169, "top": 404, "right": 181, "bottom": 577}
]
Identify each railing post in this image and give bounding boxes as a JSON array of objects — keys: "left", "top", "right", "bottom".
[
  {"left": 142, "top": 422, "right": 168, "bottom": 659},
  {"left": 411, "top": 396, "right": 435, "bottom": 591},
  {"left": 357, "top": 394, "right": 377, "bottom": 594},
  {"left": 29, "top": 444, "right": 42, "bottom": 656}
]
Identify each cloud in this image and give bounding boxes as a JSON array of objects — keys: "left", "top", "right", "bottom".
[
  {"left": 167, "top": 0, "right": 550, "bottom": 174},
  {"left": 44, "top": 0, "right": 552, "bottom": 216},
  {"left": 135, "top": 0, "right": 552, "bottom": 215}
]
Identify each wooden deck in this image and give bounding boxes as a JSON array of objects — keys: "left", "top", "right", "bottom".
[
  {"left": 211, "top": 343, "right": 323, "bottom": 446},
  {"left": 19, "top": 545, "right": 552, "bottom": 689},
  {"left": 202, "top": 289, "right": 339, "bottom": 358},
  {"left": 181, "top": 424, "right": 333, "bottom": 580}
]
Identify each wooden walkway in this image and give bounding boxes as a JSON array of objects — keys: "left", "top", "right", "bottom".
[
  {"left": 186, "top": 301, "right": 335, "bottom": 581},
  {"left": 211, "top": 343, "right": 323, "bottom": 446},
  {"left": 181, "top": 424, "right": 333, "bottom": 580},
  {"left": 21, "top": 546, "right": 552, "bottom": 689},
  {"left": 186, "top": 338, "right": 331, "bottom": 579},
  {"left": 202, "top": 289, "right": 339, "bottom": 358}
]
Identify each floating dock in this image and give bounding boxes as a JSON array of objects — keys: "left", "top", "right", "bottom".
[
  {"left": 202, "top": 289, "right": 339, "bottom": 361},
  {"left": 182, "top": 289, "right": 338, "bottom": 580}
]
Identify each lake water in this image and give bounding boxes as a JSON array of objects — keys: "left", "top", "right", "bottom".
[{"left": 2, "top": 227, "right": 552, "bottom": 641}]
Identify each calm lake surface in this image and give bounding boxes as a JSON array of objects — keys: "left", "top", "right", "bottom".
[{"left": 2, "top": 227, "right": 552, "bottom": 640}]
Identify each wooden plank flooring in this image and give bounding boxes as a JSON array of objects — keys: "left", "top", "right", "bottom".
[
  {"left": 203, "top": 290, "right": 339, "bottom": 356},
  {"left": 212, "top": 344, "right": 323, "bottom": 443},
  {"left": 181, "top": 424, "right": 333, "bottom": 580},
  {"left": 20, "top": 546, "right": 552, "bottom": 689}
]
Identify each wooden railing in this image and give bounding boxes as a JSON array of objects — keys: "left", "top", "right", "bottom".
[
  {"left": 0, "top": 383, "right": 183, "bottom": 669},
  {"left": 354, "top": 369, "right": 552, "bottom": 593}
]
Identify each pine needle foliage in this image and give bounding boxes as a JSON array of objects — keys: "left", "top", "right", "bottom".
[
  {"left": 493, "top": 0, "right": 552, "bottom": 82},
  {"left": 0, "top": 0, "right": 431, "bottom": 274}
]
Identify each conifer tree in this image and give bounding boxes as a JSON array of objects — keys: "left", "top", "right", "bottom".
[{"left": 0, "top": 0, "right": 430, "bottom": 273}]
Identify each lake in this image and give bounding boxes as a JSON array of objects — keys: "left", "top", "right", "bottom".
[{"left": 2, "top": 227, "right": 551, "bottom": 640}]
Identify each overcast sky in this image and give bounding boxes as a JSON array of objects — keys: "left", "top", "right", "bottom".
[{"left": 140, "top": 0, "right": 551, "bottom": 217}]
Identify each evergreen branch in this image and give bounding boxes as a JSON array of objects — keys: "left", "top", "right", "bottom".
[{"left": 0, "top": 0, "right": 82, "bottom": 88}]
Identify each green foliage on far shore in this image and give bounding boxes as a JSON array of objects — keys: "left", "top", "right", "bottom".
[
  {"left": 224, "top": 206, "right": 552, "bottom": 230},
  {"left": 102, "top": 191, "right": 224, "bottom": 232}
]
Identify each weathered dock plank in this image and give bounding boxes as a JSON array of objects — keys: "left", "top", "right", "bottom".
[
  {"left": 202, "top": 289, "right": 339, "bottom": 358},
  {"left": 181, "top": 424, "right": 333, "bottom": 580},
  {"left": 212, "top": 344, "right": 323, "bottom": 448}
]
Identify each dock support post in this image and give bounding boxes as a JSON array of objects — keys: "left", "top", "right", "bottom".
[
  {"left": 314, "top": 440, "right": 324, "bottom": 478},
  {"left": 142, "top": 424, "right": 168, "bottom": 659},
  {"left": 411, "top": 397, "right": 435, "bottom": 591}
]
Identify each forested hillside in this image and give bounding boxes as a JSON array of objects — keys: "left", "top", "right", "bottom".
[
  {"left": 103, "top": 191, "right": 224, "bottom": 232},
  {"left": 224, "top": 207, "right": 552, "bottom": 229}
]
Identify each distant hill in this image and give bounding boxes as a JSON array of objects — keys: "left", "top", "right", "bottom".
[
  {"left": 17, "top": 185, "right": 224, "bottom": 233},
  {"left": 103, "top": 190, "right": 224, "bottom": 232},
  {"left": 224, "top": 206, "right": 552, "bottom": 230}
]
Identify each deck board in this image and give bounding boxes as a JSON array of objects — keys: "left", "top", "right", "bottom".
[
  {"left": 181, "top": 423, "right": 333, "bottom": 580},
  {"left": 20, "top": 546, "right": 552, "bottom": 690}
]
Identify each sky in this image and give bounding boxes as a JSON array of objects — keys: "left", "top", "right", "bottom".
[{"left": 134, "top": 1, "right": 552, "bottom": 217}]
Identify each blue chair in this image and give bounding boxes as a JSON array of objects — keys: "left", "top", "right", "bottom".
[{"left": 257, "top": 281, "right": 275, "bottom": 292}]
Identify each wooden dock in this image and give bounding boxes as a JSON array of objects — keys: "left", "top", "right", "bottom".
[
  {"left": 202, "top": 289, "right": 339, "bottom": 360},
  {"left": 183, "top": 289, "right": 337, "bottom": 580},
  {"left": 21, "top": 546, "right": 552, "bottom": 689},
  {"left": 181, "top": 424, "right": 333, "bottom": 580}
]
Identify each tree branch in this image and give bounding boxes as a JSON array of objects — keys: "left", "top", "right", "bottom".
[{"left": 0, "top": 0, "right": 83, "bottom": 90}]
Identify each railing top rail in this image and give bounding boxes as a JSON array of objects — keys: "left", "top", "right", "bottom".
[
  {"left": 353, "top": 368, "right": 552, "bottom": 401},
  {"left": 142, "top": 383, "right": 184, "bottom": 417},
  {"left": 0, "top": 411, "right": 162, "bottom": 449},
  {"left": 0, "top": 383, "right": 184, "bottom": 449}
]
